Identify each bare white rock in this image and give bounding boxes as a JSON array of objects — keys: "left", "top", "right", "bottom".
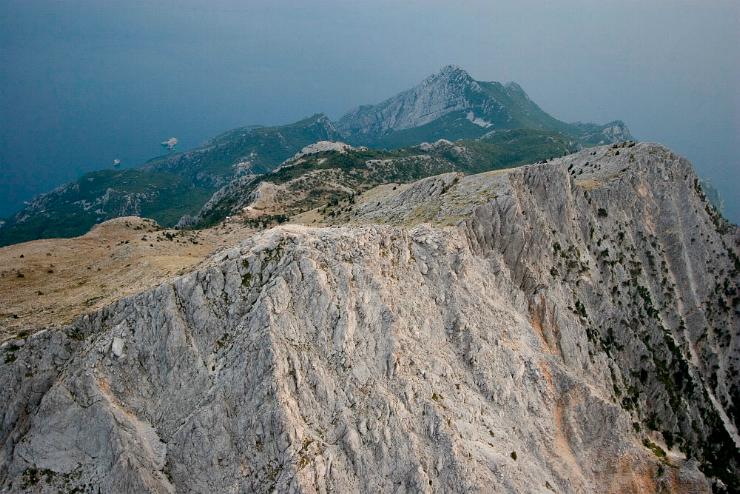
[
  {"left": 111, "top": 337, "right": 125, "bottom": 358},
  {"left": 0, "top": 143, "right": 736, "bottom": 493}
]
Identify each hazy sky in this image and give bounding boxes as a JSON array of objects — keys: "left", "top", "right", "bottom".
[{"left": 1, "top": 0, "right": 739, "bottom": 219}]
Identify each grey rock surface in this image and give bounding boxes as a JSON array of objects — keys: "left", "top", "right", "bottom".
[
  {"left": 1, "top": 143, "right": 737, "bottom": 492},
  {"left": 337, "top": 65, "right": 482, "bottom": 136},
  {"left": 336, "top": 65, "right": 632, "bottom": 147}
]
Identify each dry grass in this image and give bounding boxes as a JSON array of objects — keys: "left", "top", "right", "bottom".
[
  {"left": 574, "top": 178, "right": 602, "bottom": 190},
  {"left": 291, "top": 208, "right": 327, "bottom": 226},
  {"left": 0, "top": 216, "right": 251, "bottom": 342}
]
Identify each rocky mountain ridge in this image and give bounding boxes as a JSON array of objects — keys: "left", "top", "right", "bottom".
[
  {"left": 1, "top": 143, "right": 738, "bottom": 492},
  {"left": 0, "top": 115, "right": 340, "bottom": 246},
  {"left": 0, "top": 67, "right": 630, "bottom": 247},
  {"left": 336, "top": 65, "right": 631, "bottom": 148},
  {"left": 184, "top": 129, "right": 577, "bottom": 228},
  {"left": 337, "top": 66, "right": 483, "bottom": 135}
]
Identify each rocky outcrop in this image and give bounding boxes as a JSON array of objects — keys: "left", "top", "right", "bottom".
[
  {"left": 336, "top": 65, "right": 632, "bottom": 147},
  {"left": 187, "top": 130, "right": 577, "bottom": 229},
  {"left": 1, "top": 143, "right": 737, "bottom": 492},
  {"left": 337, "top": 65, "right": 483, "bottom": 136}
]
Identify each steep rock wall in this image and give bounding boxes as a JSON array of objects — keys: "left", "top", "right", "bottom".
[{"left": 1, "top": 144, "right": 736, "bottom": 492}]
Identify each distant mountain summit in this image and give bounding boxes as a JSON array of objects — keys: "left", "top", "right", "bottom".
[
  {"left": 0, "top": 66, "right": 632, "bottom": 246},
  {"left": 337, "top": 65, "right": 631, "bottom": 148},
  {"left": 337, "top": 65, "right": 482, "bottom": 136}
]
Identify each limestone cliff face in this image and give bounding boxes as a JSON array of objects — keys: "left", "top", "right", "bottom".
[
  {"left": 458, "top": 144, "right": 740, "bottom": 486},
  {"left": 1, "top": 143, "right": 737, "bottom": 492}
]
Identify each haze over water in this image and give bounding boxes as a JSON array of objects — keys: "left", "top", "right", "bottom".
[{"left": 1, "top": 0, "right": 738, "bottom": 220}]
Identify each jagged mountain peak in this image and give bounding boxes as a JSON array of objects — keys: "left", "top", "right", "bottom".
[
  {"left": 336, "top": 66, "right": 631, "bottom": 148},
  {"left": 424, "top": 64, "right": 477, "bottom": 86},
  {"left": 438, "top": 63, "right": 465, "bottom": 75},
  {"left": 0, "top": 66, "right": 632, "bottom": 246},
  {"left": 336, "top": 66, "right": 485, "bottom": 139}
]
